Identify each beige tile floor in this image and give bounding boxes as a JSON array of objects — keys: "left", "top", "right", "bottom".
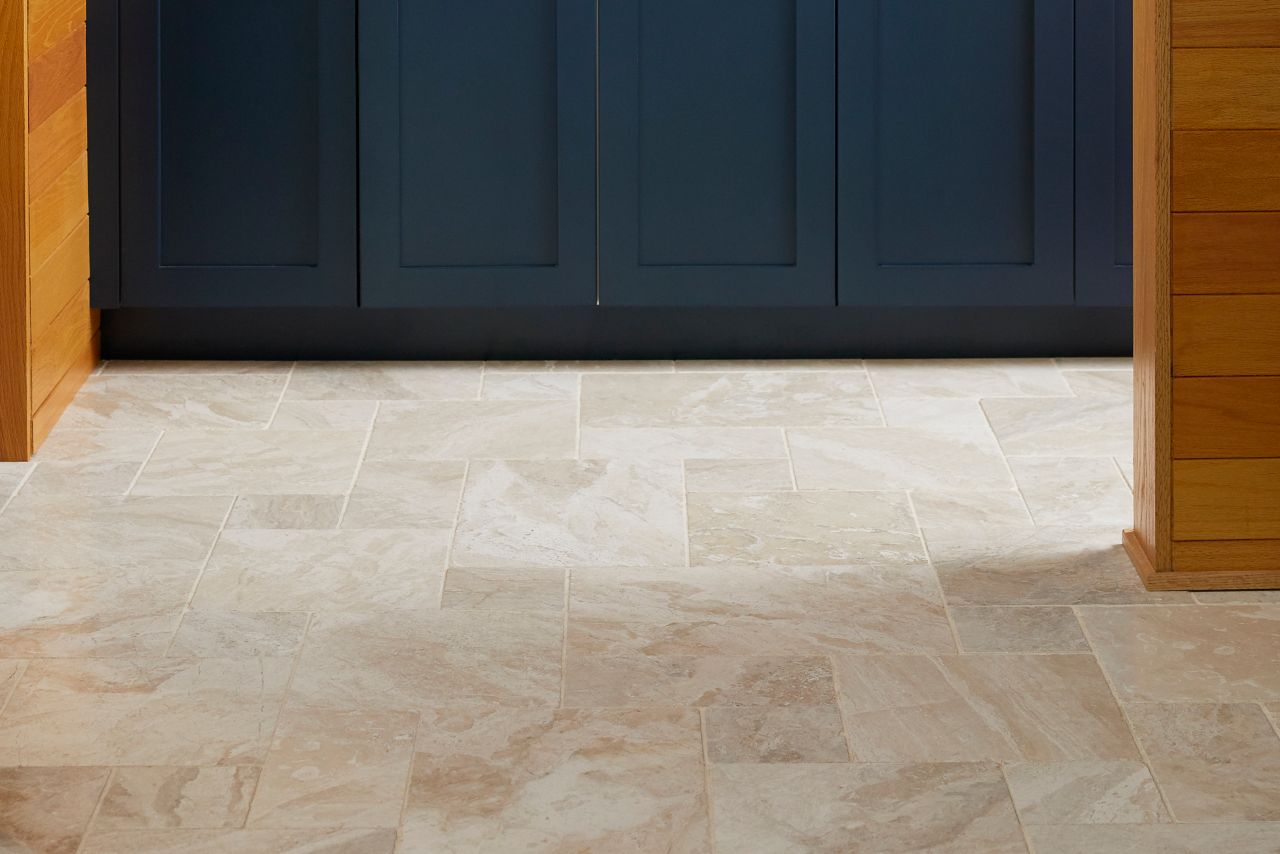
[{"left": 2, "top": 357, "right": 1280, "bottom": 853}]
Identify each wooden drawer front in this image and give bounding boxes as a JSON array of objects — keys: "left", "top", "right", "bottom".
[
  {"left": 1174, "top": 0, "right": 1280, "bottom": 47},
  {"left": 1174, "top": 458, "right": 1280, "bottom": 540},
  {"left": 1173, "top": 131, "right": 1280, "bottom": 211},
  {"left": 1174, "top": 49, "right": 1280, "bottom": 128},
  {"left": 1173, "top": 295, "right": 1280, "bottom": 375},
  {"left": 1173, "top": 213, "right": 1280, "bottom": 294},
  {"left": 1174, "top": 377, "right": 1280, "bottom": 457}
]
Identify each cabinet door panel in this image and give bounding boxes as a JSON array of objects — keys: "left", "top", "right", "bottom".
[
  {"left": 839, "top": 0, "right": 1074, "bottom": 306},
  {"left": 599, "top": 0, "right": 835, "bottom": 306},
  {"left": 359, "top": 0, "right": 595, "bottom": 307}
]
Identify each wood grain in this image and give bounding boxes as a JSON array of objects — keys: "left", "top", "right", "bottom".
[
  {"left": 1172, "top": 539, "right": 1280, "bottom": 574},
  {"left": 1173, "top": 0, "right": 1280, "bottom": 47},
  {"left": 1173, "top": 48, "right": 1280, "bottom": 128},
  {"left": 1173, "top": 295, "right": 1280, "bottom": 376},
  {"left": 27, "top": 0, "right": 84, "bottom": 62},
  {"left": 1173, "top": 377, "right": 1280, "bottom": 458},
  {"left": 28, "top": 150, "right": 88, "bottom": 274},
  {"left": 31, "top": 325, "right": 97, "bottom": 449},
  {"left": 30, "top": 215, "right": 88, "bottom": 338},
  {"left": 30, "top": 280, "right": 90, "bottom": 406},
  {"left": 27, "top": 21, "right": 84, "bottom": 130},
  {"left": 27, "top": 85, "right": 85, "bottom": 198},
  {"left": 1174, "top": 458, "right": 1280, "bottom": 540},
  {"left": 1172, "top": 131, "right": 1280, "bottom": 211},
  {"left": 1173, "top": 213, "right": 1280, "bottom": 294},
  {"left": 0, "top": 0, "right": 30, "bottom": 461}
]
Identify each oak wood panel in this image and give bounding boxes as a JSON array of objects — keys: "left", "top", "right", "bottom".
[
  {"left": 1173, "top": 0, "right": 1280, "bottom": 48},
  {"left": 1173, "top": 213, "right": 1280, "bottom": 294},
  {"left": 27, "top": 0, "right": 84, "bottom": 61},
  {"left": 1173, "top": 376, "right": 1280, "bottom": 458},
  {"left": 31, "top": 326, "right": 96, "bottom": 449},
  {"left": 30, "top": 280, "right": 90, "bottom": 406},
  {"left": 1173, "top": 48, "right": 1280, "bottom": 129},
  {"left": 28, "top": 150, "right": 88, "bottom": 274},
  {"left": 1174, "top": 458, "right": 1280, "bottom": 540},
  {"left": 27, "top": 86, "right": 85, "bottom": 198},
  {"left": 1173, "top": 539, "right": 1280, "bottom": 574},
  {"left": 1172, "top": 131, "right": 1280, "bottom": 211},
  {"left": 27, "top": 22, "right": 84, "bottom": 130},
  {"left": 0, "top": 0, "right": 30, "bottom": 461},
  {"left": 1173, "top": 295, "right": 1280, "bottom": 375},
  {"left": 30, "top": 215, "right": 88, "bottom": 337}
]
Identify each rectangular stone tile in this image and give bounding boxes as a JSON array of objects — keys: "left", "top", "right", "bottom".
[
  {"left": 950, "top": 606, "right": 1090, "bottom": 653},
  {"left": 1003, "top": 761, "right": 1165, "bottom": 825},
  {"left": 704, "top": 706, "right": 848, "bottom": 764},
  {"left": 833, "top": 654, "right": 1138, "bottom": 762},
  {"left": 1078, "top": 605, "right": 1280, "bottom": 702},
  {"left": 1010, "top": 456, "right": 1133, "bottom": 527},
  {"left": 132, "top": 431, "right": 366, "bottom": 496},
  {"left": 1056, "top": 357, "right": 1132, "bottom": 371},
  {"left": 96, "top": 767, "right": 260, "bottom": 829},
  {"left": 78, "top": 828, "right": 397, "bottom": 854},
  {"left": 167, "top": 612, "right": 310, "bottom": 658},
  {"left": 563, "top": 654, "right": 836, "bottom": 708},
  {"left": 1064, "top": 369, "right": 1133, "bottom": 399},
  {"left": 479, "top": 372, "right": 579, "bottom": 400},
  {"left": 102, "top": 360, "right": 292, "bottom": 375},
  {"left": 1116, "top": 455, "right": 1135, "bottom": 489},
  {"left": 0, "top": 659, "right": 292, "bottom": 765},
  {"left": 288, "top": 611, "right": 562, "bottom": 710},
  {"left": 879, "top": 398, "right": 999, "bottom": 437},
  {"left": 1025, "top": 824, "right": 1280, "bottom": 854},
  {"left": 402, "top": 707, "right": 709, "bottom": 853},
  {"left": 788, "top": 427, "right": 1014, "bottom": 491},
  {"left": 267, "top": 400, "right": 378, "bottom": 431},
  {"left": 0, "top": 463, "right": 33, "bottom": 506},
  {"left": 1127, "top": 703, "right": 1280, "bottom": 822},
  {"left": 0, "top": 662, "right": 25, "bottom": 713},
  {"left": 687, "top": 491, "right": 926, "bottom": 566},
  {"left": 485, "top": 359, "right": 675, "bottom": 372},
  {"left": 982, "top": 396, "right": 1132, "bottom": 457},
  {"left": 581, "top": 372, "right": 879, "bottom": 428},
  {"left": 247, "top": 706, "right": 417, "bottom": 829},
  {"left": 441, "top": 567, "right": 565, "bottom": 611},
  {"left": 579, "top": 427, "right": 787, "bottom": 460},
  {"left": 226, "top": 495, "right": 345, "bottom": 530},
  {"left": 366, "top": 400, "right": 577, "bottom": 460},
  {"left": 20, "top": 461, "right": 142, "bottom": 497},
  {"left": 451, "top": 460, "right": 686, "bottom": 567},
  {"left": 32, "top": 429, "right": 160, "bottom": 463},
  {"left": 285, "top": 361, "right": 482, "bottom": 400},
  {"left": 59, "top": 375, "right": 286, "bottom": 430},
  {"left": 193, "top": 529, "right": 449, "bottom": 612},
  {"left": 0, "top": 767, "right": 111, "bottom": 854},
  {"left": 1195, "top": 590, "right": 1280, "bottom": 604},
  {"left": 710, "top": 763, "right": 1026, "bottom": 854},
  {"left": 867, "top": 358, "right": 1072, "bottom": 398},
  {"left": 684, "top": 459, "right": 794, "bottom": 492},
  {"left": 340, "top": 460, "right": 465, "bottom": 529},
  {"left": 675, "top": 359, "right": 866, "bottom": 372},
  {"left": 909, "top": 490, "right": 1033, "bottom": 531}
]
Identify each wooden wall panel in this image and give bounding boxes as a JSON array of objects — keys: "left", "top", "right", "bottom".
[
  {"left": 1173, "top": 377, "right": 1280, "bottom": 458},
  {"left": 1173, "top": 295, "right": 1280, "bottom": 376},
  {"left": 28, "top": 0, "right": 85, "bottom": 60},
  {"left": 30, "top": 216, "right": 89, "bottom": 335},
  {"left": 1173, "top": 0, "right": 1280, "bottom": 48},
  {"left": 0, "top": 0, "right": 30, "bottom": 460},
  {"left": 28, "top": 86, "right": 85, "bottom": 197},
  {"left": 28, "top": 151, "right": 87, "bottom": 278},
  {"left": 1173, "top": 49, "right": 1280, "bottom": 128},
  {"left": 1172, "top": 131, "right": 1280, "bottom": 211},
  {"left": 1174, "top": 458, "right": 1280, "bottom": 540},
  {"left": 1172, "top": 213, "right": 1280, "bottom": 294},
  {"left": 27, "top": 21, "right": 83, "bottom": 129},
  {"left": 30, "top": 281, "right": 90, "bottom": 406}
]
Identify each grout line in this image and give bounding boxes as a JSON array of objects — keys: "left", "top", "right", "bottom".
[
  {"left": 264, "top": 362, "right": 297, "bottom": 429},
  {"left": 123, "top": 430, "right": 166, "bottom": 496},
  {"left": 245, "top": 611, "right": 315, "bottom": 824},
  {"left": 336, "top": 401, "right": 379, "bottom": 529},
  {"left": 476, "top": 362, "right": 486, "bottom": 400},
  {"left": 1262, "top": 702, "right": 1280, "bottom": 744},
  {"left": 161, "top": 497, "right": 236, "bottom": 657},
  {"left": 862, "top": 364, "right": 889, "bottom": 428},
  {"left": 559, "top": 569, "right": 572, "bottom": 708},
  {"left": 394, "top": 709, "right": 425, "bottom": 850},
  {"left": 574, "top": 373, "right": 584, "bottom": 459},
  {"left": 74, "top": 767, "right": 116, "bottom": 854},
  {"left": 781, "top": 428, "right": 799, "bottom": 490},
  {"left": 827, "top": 654, "right": 857, "bottom": 762},
  {"left": 905, "top": 491, "right": 962, "bottom": 654},
  {"left": 440, "top": 459, "right": 473, "bottom": 592},
  {"left": 0, "top": 464, "right": 38, "bottom": 515},
  {"left": 681, "top": 461, "right": 691, "bottom": 567},
  {"left": 997, "top": 763, "right": 1036, "bottom": 854},
  {"left": 698, "top": 707, "right": 719, "bottom": 854}
]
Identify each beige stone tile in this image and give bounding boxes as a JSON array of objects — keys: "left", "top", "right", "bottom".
[
  {"left": 704, "top": 706, "right": 848, "bottom": 763},
  {"left": 563, "top": 653, "right": 836, "bottom": 708},
  {"left": 684, "top": 458, "right": 794, "bottom": 492},
  {"left": 579, "top": 426, "right": 787, "bottom": 460},
  {"left": 366, "top": 400, "right": 577, "bottom": 460},
  {"left": 950, "top": 606, "right": 1089, "bottom": 653},
  {"left": 0, "top": 658, "right": 292, "bottom": 765},
  {"left": 1010, "top": 456, "right": 1134, "bottom": 527},
  {"left": 451, "top": 460, "right": 686, "bottom": 567},
  {"left": 102, "top": 360, "right": 292, "bottom": 375},
  {"left": 288, "top": 611, "right": 562, "bottom": 710},
  {"left": 1024, "top": 823, "right": 1280, "bottom": 854},
  {"left": 675, "top": 359, "right": 866, "bottom": 372},
  {"left": 1195, "top": 590, "right": 1280, "bottom": 604},
  {"left": 247, "top": 707, "right": 416, "bottom": 829},
  {"left": 0, "top": 463, "right": 33, "bottom": 506},
  {"left": 1116, "top": 455, "right": 1135, "bottom": 488},
  {"left": 833, "top": 654, "right": 1138, "bottom": 762},
  {"left": 581, "top": 372, "right": 879, "bottom": 428},
  {"left": 1065, "top": 369, "right": 1133, "bottom": 399},
  {"left": 1056, "top": 357, "right": 1133, "bottom": 371},
  {"left": 910, "top": 490, "right": 1034, "bottom": 531},
  {"left": 33, "top": 429, "right": 161, "bottom": 463},
  {"left": 880, "top": 397, "right": 999, "bottom": 437},
  {"left": 193, "top": 529, "right": 449, "bottom": 612},
  {"left": 441, "top": 567, "right": 565, "bottom": 611},
  {"left": 96, "top": 767, "right": 259, "bottom": 829},
  {"left": 485, "top": 359, "right": 674, "bottom": 372},
  {"left": 19, "top": 461, "right": 142, "bottom": 497},
  {"left": 268, "top": 400, "right": 378, "bottom": 431},
  {"left": 1126, "top": 703, "right": 1280, "bottom": 822},
  {"left": 1003, "top": 761, "right": 1165, "bottom": 825},
  {"left": 0, "top": 767, "right": 111, "bottom": 854},
  {"left": 788, "top": 427, "right": 1014, "bottom": 491},
  {"left": 687, "top": 491, "right": 926, "bottom": 566},
  {"left": 0, "top": 495, "right": 231, "bottom": 572},
  {"left": 59, "top": 375, "right": 286, "bottom": 430},
  {"left": 402, "top": 706, "right": 709, "bottom": 852},
  {"left": 226, "top": 495, "right": 345, "bottom": 530},
  {"left": 867, "top": 358, "right": 1072, "bottom": 398},
  {"left": 710, "top": 762, "right": 1026, "bottom": 854},
  {"left": 479, "top": 372, "right": 579, "bottom": 400},
  {"left": 1078, "top": 605, "right": 1280, "bottom": 703},
  {"left": 568, "top": 564, "right": 954, "bottom": 655},
  {"left": 168, "top": 612, "right": 310, "bottom": 658},
  {"left": 285, "top": 361, "right": 482, "bottom": 400},
  {"left": 340, "top": 460, "right": 465, "bottom": 529},
  {"left": 982, "top": 396, "right": 1132, "bottom": 456},
  {"left": 132, "top": 431, "right": 366, "bottom": 496},
  {"left": 78, "top": 828, "right": 397, "bottom": 853},
  {"left": 0, "top": 662, "right": 24, "bottom": 713}
]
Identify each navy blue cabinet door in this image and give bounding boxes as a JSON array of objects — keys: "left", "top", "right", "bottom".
[
  {"left": 599, "top": 0, "right": 836, "bottom": 307},
  {"left": 838, "top": 0, "right": 1075, "bottom": 306},
  {"left": 358, "top": 0, "right": 596, "bottom": 307},
  {"left": 118, "top": 0, "right": 357, "bottom": 307},
  {"left": 1076, "top": 0, "right": 1134, "bottom": 306}
]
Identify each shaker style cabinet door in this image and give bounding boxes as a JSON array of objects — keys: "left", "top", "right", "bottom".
[
  {"left": 599, "top": 0, "right": 837, "bottom": 306},
  {"left": 838, "top": 0, "right": 1075, "bottom": 306},
  {"left": 118, "top": 0, "right": 357, "bottom": 307},
  {"left": 358, "top": 0, "right": 596, "bottom": 307}
]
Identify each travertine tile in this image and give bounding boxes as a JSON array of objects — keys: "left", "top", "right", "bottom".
[
  {"left": 0, "top": 659, "right": 292, "bottom": 765},
  {"left": 1002, "top": 761, "right": 1165, "bottom": 825},
  {"left": 402, "top": 707, "right": 709, "bottom": 852},
  {"left": 340, "top": 460, "right": 466, "bottom": 529},
  {"left": 982, "top": 396, "right": 1132, "bottom": 456},
  {"left": 96, "top": 767, "right": 259, "bottom": 829},
  {"left": 0, "top": 662, "right": 24, "bottom": 712},
  {"left": 1010, "top": 456, "right": 1133, "bottom": 527},
  {"left": 687, "top": 491, "right": 926, "bottom": 566},
  {"left": 289, "top": 611, "right": 562, "bottom": 710},
  {"left": 441, "top": 567, "right": 565, "bottom": 611},
  {"left": 268, "top": 400, "right": 378, "bottom": 431},
  {"left": 167, "top": 612, "right": 310, "bottom": 658},
  {"left": 675, "top": 359, "right": 865, "bottom": 372},
  {"left": 684, "top": 458, "right": 794, "bottom": 492},
  {"left": 867, "top": 358, "right": 1071, "bottom": 398},
  {"left": 579, "top": 427, "right": 786, "bottom": 460},
  {"left": 950, "top": 606, "right": 1089, "bottom": 653},
  {"left": 581, "top": 372, "right": 879, "bottom": 427},
  {"left": 32, "top": 429, "right": 160, "bottom": 463},
  {"left": 1055, "top": 357, "right": 1132, "bottom": 371},
  {"left": 0, "top": 463, "right": 33, "bottom": 505},
  {"left": 1126, "top": 703, "right": 1280, "bottom": 822},
  {"left": 1115, "top": 455, "right": 1135, "bottom": 488},
  {"left": 788, "top": 427, "right": 1014, "bottom": 491},
  {"left": 19, "top": 461, "right": 141, "bottom": 496},
  {"left": 366, "top": 400, "right": 576, "bottom": 460},
  {"left": 226, "top": 495, "right": 345, "bottom": 530},
  {"left": 703, "top": 706, "right": 848, "bottom": 763},
  {"left": 1195, "top": 590, "right": 1280, "bottom": 604},
  {"left": 248, "top": 707, "right": 416, "bottom": 829},
  {"left": 1064, "top": 369, "right": 1133, "bottom": 399},
  {"left": 132, "top": 431, "right": 366, "bottom": 496},
  {"left": 880, "top": 398, "right": 998, "bottom": 437},
  {"left": 59, "top": 375, "right": 286, "bottom": 430},
  {"left": 451, "top": 460, "right": 686, "bottom": 567},
  {"left": 193, "top": 529, "right": 449, "bottom": 612},
  {"left": 285, "top": 361, "right": 483, "bottom": 400},
  {"left": 0, "top": 767, "right": 111, "bottom": 854},
  {"left": 833, "top": 654, "right": 1137, "bottom": 762},
  {"left": 479, "top": 372, "right": 579, "bottom": 400},
  {"left": 1078, "top": 605, "right": 1280, "bottom": 702},
  {"left": 78, "top": 828, "right": 397, "bottom": 853},
  {"left": 909, "top": 490, "right": 1033, "bottom": 531},
  {"left": 1025, "top": 824, "right": 1280, "bottom": 854},
  {"left": 485, "top": 359, "right": 675, "bottom": 372},
  {"left": 563, "top": 654, "right": 836, "bottom": 708},
  {"left": 102, "top": 361, "right": 292, "bottom": 375},
  {"left": 710, "top": 763, "right": 1026, "bottom": 854}
]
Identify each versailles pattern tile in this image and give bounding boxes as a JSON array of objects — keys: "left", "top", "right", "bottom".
[
  {"left": 0, "top": 766, "right": 111, "bottom": 854},
  {"left": 58, "top": 375, "right": 286, "bottom": 430},
  {"left": 683, "top": 458, "right": 794, "bottom": 492},
  {"left": 96, "top": 766, "right": 260, "bottom": 829},
  {"left": 578, "top": 426, "right": 787, "bottom": 460},
  {"left": 982, "top": 396, "right": 1133, "bottom": 457},
  {"left": 1009, "top": 456, "right": 1134, "bottom": 527},
  {"left": 268, "top": 400, "right": 378, "bottom": 431},
  {"left": 949, "top": 606, "right": 1090, "bottom": 653},
  {"left": 367, "top": 400, "right": 577, "bottom": 460},
  {"left": 340, "top": 459, "right": 466, "bottom": 529},
  {"left": 78, "top": 828, "right": 397, "bottom": 853},
  {"left": 787, "top": 426, "right": 1015, "bottom": 491},
  {"left": 703, "top": 706, "right": 849, "bottom": 764},
  {"left": 562, "top": 654, "right": 837, "bottom": 708},
  {"left": 440, "top": 567, "right": 566, "bottom": 611},
  {"left": 479, "top": 371, "right": 580, "bottom": 400},
  {"left": 867, "top": 358, "right": 1072, "bottom": 398},
  {"left": 1024, "top": 824, "right": 1280, "bottom": 854},
  {"left": 284, "top": 361, "right": 483, "bottom": 400},
  {"left": 226, "top": 494, "right": 345, "bottom": 529},
  {"left": 167, "top": 611, "right": 311, "bottom": 658},
  {"left": 1002, "top": 761, "right": 1166, "bottom": 825}
]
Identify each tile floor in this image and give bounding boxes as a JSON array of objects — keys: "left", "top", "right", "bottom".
[{"left": 2, "top": 358, "right": 1280, "bottom": 853}]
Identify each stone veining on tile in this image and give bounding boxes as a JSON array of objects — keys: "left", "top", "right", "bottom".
[
  {"left": 96, "top": 766, "right": 260, "bottom": 829},
  {"left": 0, "top": 766, "right": 111, "bottom": 854}
]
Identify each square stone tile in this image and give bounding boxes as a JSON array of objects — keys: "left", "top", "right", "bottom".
[
  {"left": 0, "top": 767, "right": 111, "bottom": 854},
  {"left": 451, "top": 460, "right": 686, "bottom": 567},
  {"left": 982, "top": 396, "right": 1131, "bottom": 456},
  {"left": 341, "top": 460, "right": 466, "bottom": 529},
  {"left": 285, "top": 361, "right": 483, "bottom": 400},
  {"left": 267, "top": 400, "right": 378, "bottom": 431},
  {"left": 1009, "top": 456, "right": 1133, "bottom": 527},
  {"left": 167, "top": 612, "right": 310, "bottom": 658},
  {"left": 1024, "top": 824, "right": 1280, "bottom": 854},
  {"left": 579, "top": 427, "right": 787, "bottom": 460},
  {"left": 788, "top": 427, "right": 1014, "bottom": 491},
  {"left": 96, "top": 767, "right": 260, "bottom": 829},
  {"left": 441, "top": 567, "right": 565, "bottom": 611},
  {"left": 703, "top": 706, "right": 848, "bottom": 763},
  {"left": 949, "top": 606, "right": 1089, "bottom": 653},
  {"left": 1002, "top": 761, "right": 1165, "bottom": 825},
  {"left": 366, "top": 400, "right": 577, "bottom": 460},
  {"left": 59, "top": 375, "right": 286, "bottom": 430},
  {"left": 909, "top": 490, "right": 1034, "bottom": 531},
  {"left": 563, "top": 654, "right": 837, "bottom": 708},
  {"left": 867, "top": 358, "right": 1071, "bottom": 398},
  {"left": 78, "top": 828, "right": 397, "bottom": 853},
  {"left": 684, "top": 459, "right": 794, "bottom": 492},
  {"left": 226, "top": 495, "right": 345, "bottom": 529}
]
